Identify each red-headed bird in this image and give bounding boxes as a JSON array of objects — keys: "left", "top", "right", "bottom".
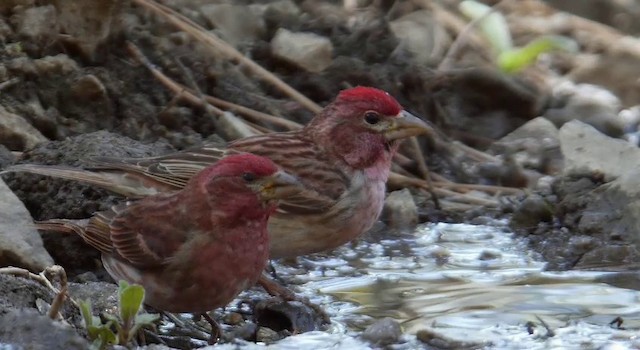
[
  {"left": 7, "top": 87, "right": 433, "bottom": 258},
  {"left": 35, "top": 154, "right": 302, "bottom": 313}
]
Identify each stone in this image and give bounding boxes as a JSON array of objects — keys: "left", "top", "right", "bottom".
[
  {"left": 559, "top": 120, "right": 640, "bottom": 180},
  {"left": 200, "top": 4, "right": 266, "bottom": 47},
  {"left": 361, "top": 317, "right": 402, "bottom": 346},
  {"left": 389, "top": 10, "right": 450, "bottom": 65},
  {"left": 0, "top": 177, "right": 54, "bottom": 271},
  {"left": 545, "top": 82, "right": 625, "bottom": 137},
  {"left": 381, "top": 189, "right": 418, "bottom": 231},
  {"left": 15, "top": 5, "right": 57, "bottom": 44},
  {"left": 0, "top": 105, "right": 48, "bottom": 150},
  {"left": 271, "top": 28, "right": 333, "bottom": 73},
  {"left": 0, "top": 309, "right": 88, "bottom": 349}
]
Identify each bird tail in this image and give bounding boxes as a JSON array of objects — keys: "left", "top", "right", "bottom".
[
  {"left": 35, "top": 218, "right": 114, "bottom": 254},
  {"left": 1, "top": 164, "right": 159, "bottom": 197},
  {"left": 34, "top": 219, "right": 89, "bottom": 236}
]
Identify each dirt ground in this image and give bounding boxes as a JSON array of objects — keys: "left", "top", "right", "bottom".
[{"left": 2, "top": 0, "right": 640, "bottom": 348}]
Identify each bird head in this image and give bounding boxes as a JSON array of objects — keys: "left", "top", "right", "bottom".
[
  {"left": 306, "top": 86, "right": 434, "bottom": 170},
  {"left": 193, "top": 153, "right": 302, "bottom": 214}
]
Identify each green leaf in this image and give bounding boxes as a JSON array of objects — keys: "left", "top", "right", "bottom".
[
  {"left": 88, "top": 325, "right": 116, "bottom": 347},
  {"left": 498, "top": 35, "right": 578, "bottom": 73},
  {"left": 135, "top": 313, "right": 160, "bottom": 326},
  {"left": 459, "top": 0, "right": 512, "bottom": 54},
  {"left": 118, "top": 280, "right": 145, "bottom": 324},
  {"left": 79, "top": 299, "right": 94, "bottom": 329},
  {"left": 130, "top": 313, "right": 160, "bottom": 336}
]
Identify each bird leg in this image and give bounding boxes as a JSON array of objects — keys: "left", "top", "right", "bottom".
[
  {"left": 257, "top": 273, "right": 331, "bottom": 324},
  {"left": 201, "top": 312, "right": 221, "bottom": 345}
]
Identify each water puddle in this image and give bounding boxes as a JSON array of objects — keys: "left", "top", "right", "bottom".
[{"left": 231, "top": 222, "right": 640, "bottom": 349}]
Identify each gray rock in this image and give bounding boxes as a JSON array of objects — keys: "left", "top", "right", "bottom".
[
  {"left": 560, "top": 120, "right": 640, "bottom": 181},
  {"left": 200, "top": 4, "right": 266, "bottom": 47},
  {"left": 0, "top": 105, "right": 48, "bottom": 151},
  {"left": 0, "top": 144, "right": 15, "bottom": 169},
  {"left": 389, "top": 10, "right": 450, "bottom": 65},
  {"left": 555, "top": 120, "right": 640, "bottom": 268},
  {"left": 53, "top": 0, "right": 122, "bottom": 59},
  {"left": 0, "top": 177, "right": 54, "bottom": 271},
  {"left": 15, "top": 5, "right": 57, "bottom": 45},
  {"left": 510, "top": 194, "right": 554, "bottom": 230},
  {"left": 0, "top": 309, "right": 88, "bottom": 349},
  {"left": 545, "top": 83, "right": 625, "bottom": 137},
  {"left": 361, "top": 317, "right": 402, "bottom": 346},
  {"left": 271, "top": 28, "right": 333, "bottom": 73},
  {"left": 381, "top": 189, "right": 418, "bottom": 232},
  {"left": 490, "top": 117, "right": 562, "bottom": 174}
]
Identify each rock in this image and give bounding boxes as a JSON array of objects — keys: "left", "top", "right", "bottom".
[
  {"left": 559, "top": 120, "right": 640, "bottom": 180},
  {"left": 582, "top": 167, "right": 640, "bottom": 257},
  {"left": 489, "top": 117, "right": 562, "bottom": 174},
  {"left": 52, "top": 0, "right": 122, "bottom": 59},
  {"left": 263, "top": 0, "right": 301, "bottom": 31},
  {"left": 545, "top": 82, "right": 625, "bottom": 137},
  {"left": 0, "top": 177, "right": 54, "bottom": 271},
  {"left": 510, "top": 194, "right": 554, "bottom": 230},
  {"left": 200, "top": 4, "right": 266, "bottom": 47},
  {"left": 0, "top": 309, "right": 88, "bottom": 349},
  {"left": 416, "top": 327, "right": 487, "bottom": 348},
  {"left": 478, "top": 249, "right": 502, "bottom": 261},
  {"left": 254, "top": 299, "right": 321, "bottom": 334},
  {"left": 0, "top": 144, "right": 15, "bottom": 169},
  {"left": 0, "top": 105, "right": 48, "bottom": 150},
  {"left": 67, "top": 281, "right": 118, "bottom": 315},
  {"left": 255, "top": 326, "right": 282, "bottom": 344},
  {"left": 361, "top": 317, "right": 402, "bottom": 346},
  {"left": 0, "top": 273, "right": 72, "bottom": 318},
  {"left": 271, "top": 28, "right": 333, "bottom": 73},
  {"left": 389, "top": 10, "right": 450, "bottom": 65},
  {"left": 70, "top": 74, "right": 108, "bottom": 102},
  {"left": 15, "top": 5, "right": 57, "bottom": 45},
  {"left": 381, "top": 189, "right": 418, "bottom": 232},
  {"left": 7, "top": 54, "right": 79, "bottom": 77},
  {"left": 475, "top": 153, "right": 529, "bottom": 188},
  {"left": 570, "top": 49, "right": 640, "bottom": 106},
  {"left": 0, "top": 17, "right": 12, "bottom": 42}
]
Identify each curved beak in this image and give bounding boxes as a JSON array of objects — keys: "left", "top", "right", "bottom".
[
  {"left": 384, "top": 110, "right": 434, "bottom": 141},
  {"left": 256, "top": 170, "right": 303, "bottom": 201}
]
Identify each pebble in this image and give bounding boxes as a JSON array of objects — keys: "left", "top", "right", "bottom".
[{"left": 361, "top": 317, "right": 402, "bottom": 346}]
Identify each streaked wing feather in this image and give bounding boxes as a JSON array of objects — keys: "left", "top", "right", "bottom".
[
  {"left": 230, "top": 132, "right": 348, "bottom": 215},
  {"left": 107, "top": 198, "right": 182, "bottom": 267},
  {"left": 90, "top": 144, "right": 234, "bottom": 189}
]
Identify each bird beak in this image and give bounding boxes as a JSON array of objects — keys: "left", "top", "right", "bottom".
[
  {"left": 384, "top": 110, "right": 434, "bottom": 141},
  {"left": 257, "top": 170, "right": 303, "bottom": 201}
]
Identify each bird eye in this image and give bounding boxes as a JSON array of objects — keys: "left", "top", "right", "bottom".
[
  {"left": 364, "top": 111, "right": 380, "bottom": 125},
  {"left": 242, "top": 172, "right": 256, "bottom": 182}
]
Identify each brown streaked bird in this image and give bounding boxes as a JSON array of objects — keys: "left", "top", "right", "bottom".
[
  {"left": 34, "top": 154, "right": 302, "bottom": 320},
  {"left": 6, "top": 86, "right": 434, "bottom": 259}
]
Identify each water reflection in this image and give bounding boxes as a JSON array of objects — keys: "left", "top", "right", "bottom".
[{"left": 285, "top": 223, "right": 640, "bottom": 349}]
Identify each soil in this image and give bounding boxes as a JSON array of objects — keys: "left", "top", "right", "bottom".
[{"left": 2, "top": 0, "right": 640, "bottom": 348}]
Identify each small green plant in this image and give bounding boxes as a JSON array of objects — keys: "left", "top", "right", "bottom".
[
  {"left": 459, "top": 0, "right": 578, "bottom": 73},
  {"left": 79, "top": 280, "right": 160, "bottom": 350}
]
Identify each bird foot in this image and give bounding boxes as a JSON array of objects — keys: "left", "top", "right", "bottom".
[{"left": 257, "top": 273, "right": 330, "bottom": 325}]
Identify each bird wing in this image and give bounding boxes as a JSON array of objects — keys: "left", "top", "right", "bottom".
[
  {"left": 94, "top": 133, "right": 350, "bottom": 216},
  {"left": 86, "top": 197, "right": 189, "bottom": 268},
  {"left": 90, "top": 143, "right": 234, "bottom": 190},
  {"left": 229, "top": 133, "right": 349, "bottom": 215}
]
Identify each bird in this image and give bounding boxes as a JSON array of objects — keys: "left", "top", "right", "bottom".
[
  {"left": 33, "top": 154, "right": 302, "bottom": 321},
  {"left": 6, "top": 86, "right": 434, "bottom": 259}
]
